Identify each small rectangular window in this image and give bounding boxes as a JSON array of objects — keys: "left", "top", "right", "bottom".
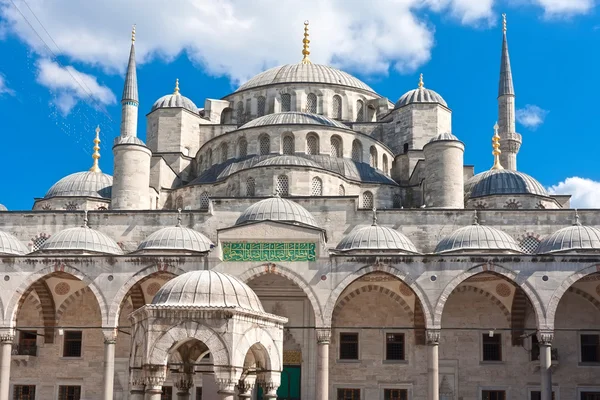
[
  {"left": 531, "top": 391, "right": 556, "bottom": 400},
  {"left": 161, "top": 386, "right": 173, "bottom": 400},
  {"left": 58, "top": 386, "right": 80, "bottom": 400},
  {"left": 337, "top": 388, "right": 360, "bottom": 400},
  {"left": 386, "top": 333, "right": 405, "bottom": 361},
  {"left": 17, "top": 331, "right": 37, "bottom": 356},
  {"left": 13, "top": 385, "right": 35, "bottom": 400},
  {"left": 63, "top": 331, "right": 82, "bottom": 358},
  {"left": 384, "top": 389, "right": 408, "bottom": 400},
  {"left": 482, "top": 390, "right": 505, "bottom": 400},
  {"left": 482, "top": 334, "right": 502, "bottom": 361},
  {"left": 195, "top": 387, "right": 203, "bottom": 400},
  {"left": 581, "top": 334, "right": 600, "bottom": 362},
  {"left": 581, "top": 392, "right": 600, "bottom": 400},
  {"left": 339, "top": 333, "right": 359, "bottom": 360}
]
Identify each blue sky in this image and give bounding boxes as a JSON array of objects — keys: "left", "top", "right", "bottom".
[{"left": 0, "top": 0, "right": 598, "bottom": 210}]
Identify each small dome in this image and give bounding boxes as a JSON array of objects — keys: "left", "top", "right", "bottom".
[
  {"left": 537, "top": 224, "right": 600, "bottom": 254},
  {"left": 428, "top": 132, "right": 460, "bottom": 144},
  {"left": 240, "top": 112, "right": 349, "bottom": 130},
  {"left": 113, "top": 136, "right": 146, "bottom": 146},
  {"left": 467, "top": 169, "right": 548, "bottom": 199},
  {"left": 255, "top": 155, "right": 321, "bottom": 168},
  {"left": 435, "top": 224, "right": 521, "bottom": 254},
  {"left": 0, "top": 204, "right": 7, "bottom": 211},
  {"left": 395, "top": 77, "right": 447, "bottom": 109},
  {"left": 236, "top": 197, "right": 317, "bottom": 227},
  {"left": 152, "top": 270, "right": 264, "bottom": 312},
  {"left": 44, "top": 171, "right": 112, "bottom": 199},
  {"left": 151, "top": 93, "right": 198, "bottom": 114},
  {"left": 138, "top": 226, "right": 213, "bottom": 253},
  {"left": 0, "top": 231, "right": 29, "bottom": 255},
  {"left": 39, "top": 226, "right": 123, "bottom": 255},
  {"left": 336, "top": 225, "right": 419, "bottom": 253}
]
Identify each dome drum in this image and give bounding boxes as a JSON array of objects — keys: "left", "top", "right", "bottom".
[{"left": 434, "top": 223, "right": 522, "bottom": 254}]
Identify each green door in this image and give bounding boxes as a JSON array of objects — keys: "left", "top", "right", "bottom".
[{"left": 257, "top": 365, "right": 301, "bottom": 400}]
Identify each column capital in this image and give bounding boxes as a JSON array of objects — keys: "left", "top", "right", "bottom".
[
  {"left": 102, "top": 328, "right": 118, "bottom": 344},
  {"left": 316, "top": 328, "right": 331, "bottom": 344},
  {"left": 259, "top": 381, "right": 279, "bottom": 399},
  {"left": 0, "top": 334, "right": 14, "bottom": 344},
  {"left": 143, "top": 364, "right": 166, "bottom": 387},
  {"left": 216, "top": 378, "right": 236, "bottom": 395},
  {"left": 537, "top": 330, "right": 554, "bottom": 345},
  {"left": 237, "top": 380, "right": 253, "bottom": 396},
  {"left": 129, "top": 369, "right": 145, "bottom": 388},
  {"left": 426, "top": 329, "right": 441, "bottom": 345},
  {"left": 174, "top": 375, "right": 193, "bottom": 391}
]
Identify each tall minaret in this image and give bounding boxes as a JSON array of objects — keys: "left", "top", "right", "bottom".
[
  {"left": 120, "top": 25, "right": 138, "bottom": 137},
  {"left": 497, "top": 14, "right": 521, "bottom": 171}
]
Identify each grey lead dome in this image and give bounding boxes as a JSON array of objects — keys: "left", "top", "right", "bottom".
[
  {"left": 466, "top": 169, "right": 548, "bottom": 199},
  {"left": 39, "top": 226, "right": 123, "bottom": 255},
  {"left": 395, "top": 87, "right": 448, "bottom": 109},
  {"left": 0, "top": 231, "right": 29, "bottom": 255},
  {"left": 336, "top": 225, "right": 419, "bottom": 253},
  {"left": 152, "top": 270, "right": 264, "bottom": 312},
  {"left": 428, "top": 132, "right": 460, "bottom": 144},
  {"left": 435, "top": 224, "right": 521, "bottom": 254},
  {"left": 151, "top": 93, "right": 199, "bottom": 114},
  {"left": 240, "top": 112, "right": 349, "bottom": 130},
  {"left": 44, "top": 171, "right": 113, "bottom": 199},
  {"left": 537, "top": 224, "right": 600, "bottom": 254},
  {"left": 138, "top": 226, "right": 213, "bottom": 253},
  {"left": 236, "top": 197, "right": 318, "bottom": 227}
]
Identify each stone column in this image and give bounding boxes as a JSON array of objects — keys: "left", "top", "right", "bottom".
[
  {"left": 102, "top": 329, "right": 118, "bottom": 400},
  {"left": 174, "top": 374, "right": 194, "bottom": 400},
  {"left": 538, "top": 331, "right": 554, "bottom": 400},
  {"left": 217, "top": 379, "right": 236, "bottom": 400},
  {"left": 427, "top": 329, "right": 441, "bottom": 400},
  {"left": 262, "top": 381, "right": 279, "bottom": 400},
  {"left": 236, "top": 380, "right": 253, "bottom": 400},
  {"left": 144, "top": 365, "right": 166, "bottom": 400},
  {"left": 0, "top": 332, "right": 14, "bottom": 400},
  {"left": 316, "top": 328, "right": 331, "bottom": 400}
]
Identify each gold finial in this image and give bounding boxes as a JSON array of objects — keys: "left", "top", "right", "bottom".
[
  {"left": 418, "top": 73, "right": 424, "bottom": 88},
  {"left": 301, "top": 20, "right": 312, "bottom": 65},
  {"left": 372, "top": 207, "right": 377, "bottom": 226},
  {"left": 177, "top": 208, "right": 182, "bottom": 227},
  {"left": 491, "top": 122, "right": 504, "bottom": 170},
  {"left": 174, "top": 78, "right": 180, "bottom": 94},
  {"left": 131, "top": 24, "right": 136, "bottom": 43},
  {"left": 502, "top": 14, "right": 507, "bottom": 33},
  {"left": 90, "top": 125, "right": 102, "bottom": 173}
]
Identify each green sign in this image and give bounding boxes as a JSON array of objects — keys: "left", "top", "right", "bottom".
[{"left": 222, "top": 242, "right": 316, "bottom": 262}]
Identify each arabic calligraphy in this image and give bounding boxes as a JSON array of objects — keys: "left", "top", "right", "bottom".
[{"left": 222, "top": 242, "right": 316, "bottom": 262}]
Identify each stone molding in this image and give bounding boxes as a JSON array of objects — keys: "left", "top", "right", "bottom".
[
  {"left": 426, "top": 329, "right": 441, "bottom": 345},
  {"left": 316, "top": 328, "right": 331, "bottom": 344}
]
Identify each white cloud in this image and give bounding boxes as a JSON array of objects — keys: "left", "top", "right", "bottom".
[
  {"left": 0, "top": 74, "right": 14, "bottom": 96},
  {"left": 516, "top": 104, "right": 548, "bottom": 129},
  {"left": 35, "top": 59, "right": 116, "bottom": 115},
  {"left": 532, "top": 0, "right": 594, "bottom": 17},
  {"left": 548, "top": 177, "right": 600, "bottom": 208}
]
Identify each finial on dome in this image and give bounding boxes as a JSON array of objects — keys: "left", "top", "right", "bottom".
[
  {"left": 301, "top": 20, "right": 312, "bottom": 65},
  {"left": 473, "top": 211, "right": 480, "bottom": 225},
  {"left": 176, "top": 208, "right": 182, "bottom": 227},
  {"left": 83, "top": 210, "right": 89, "bottom": 228},
  {"left": 574, "top": 209, "right": 581, "bottom": 226},
  {"left": 491, "top": 122, "right": 504, "bottom": 170},
  {"left": 131, "top": 24, "right": 136, "bottom": 43},
  {"left": 502, "top": 13, "right": 507, "bottom": 33},
  {"left": 372, "top": 207, "right": 378, "bottom": 226},
  {"left": 174, "top": 78, "right": 180, "bottom": 94},
  {"left": 418, "top": 73, "right": 424, "bottom": 89},
  {"left": 89, "top": 125, "right": 102, "bottom": 173}
]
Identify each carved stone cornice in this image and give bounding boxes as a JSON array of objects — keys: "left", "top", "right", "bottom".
[
  {"left": 316, "top": 328, "right": 331, "bottom": 344},
  {"left": 537, "top": 330, "right": 554, "bottom": 346},
  {"left": 426, "top": 329, "right": 441, "bottom": 345}
]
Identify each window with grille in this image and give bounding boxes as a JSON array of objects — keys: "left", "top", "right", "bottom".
[
  {"left": 311, "top": 177, "right": 323, "bottom": 196},
  {"left": 63, "top": 331, "right": 82, "bottom": 357},
  {"left": 482, "top": 390, "right": 505, "bottom": 400},
  {"left": 196, "top": 388, "right": 203, "bottom": 400},
  {"left": 339, "top": 333, "right": 359, "bottom": 360},
  {"left": 531, "top": 391, "right": 556, "bottom": 400},
  {"left": 330, "top": 137, "right": 342, "bottom": 158},
  {"left": 519, "top": 236, "right": 540, "bottom": 254},
  {"left": 161, "top": 387, "right": 173, "bottom": 400},
  {"left": 356, "top": 100, "right": 364, "bottom": 122},
  {"left": 337, "top": 389, "right": 360, "bottom": 400},
  {"left": 245, "top": 98, "right": 251, "bottom": 116},
  {"left": 306, "top": 134, "right": 319, "bottom": 155},
  {"left": 260, "top": 136, "right": 271, "bottom": 156},
  {"left": 393, "top": 194, "right": 402, "bottom": 208},
  {"left": 282, "top": 135, "right": 295, "bottom": 155},
  {"left": 362, "top": 192, "right": 373, "bottom": 209},
  {"left": 281, "top": 94, "right": 291, "bottom": 112},
  {"left": 13, "top": 385, "right": 35, "bottom": 400},
  {"left": 383, "top": 154, "right": 389, "bottom": 175},
  {"left": 238, "top": 138, "right": 248, "bottom": 157},
  {"left": 220, "top": 143, "right": 228, "bottom": 163},
  {"left": 246, "top": 178, "right": 256, "bottom": 197},
  {"left": 207, "top": 149, "right": 213, "bottom": 167},
  {"left": 257, "top": 96, "right": 266, "bottom": 117},
  {"left": 31, "top": 235, "right": 48, "bottom": 251},
  {"left": 306, "top": 93, "right": 317, "bottom": 113},
  {"left": 339, "top": 185, "right": 345, "bottom": 196},
  {"left": 581, "top": 334, "right": 600, "bottom": 362},
  {"left": 64, "top": 202, "right": 78, "bottom": 211},
  {"left": 276, "top": 175, "right": 289, "bottom": 197},
  {"left": 482, "top": 333, "right": 502, "bottom": 361},
  {"left": 581, "top": 393, "right": 600, "bottom": 400},
  {"left": 236, "top": 101, "right": 244, "bottom": 123},
  {"left": 370, "top": 146, "right": 378, "bottom": 168},
  {"left": 200, "top": 192, "right": 210, "bottom": 210},
  {"left": 332, "top": 95, "right": 342, "bottom": 120},
  {"left": 386, "top": 333, "right": 405, "bottom": 360},
  {"left": 58, "top": 386, "right": 80, "bottom": 400},
  {"left": 384, "top": 389, "right": 408, "bottom": 400},
  {"left": 17, "top": 331, "right": 37, "bottom": 356},
  {"left": 351, "top": 140, "right": 362, "bottom": 162}
]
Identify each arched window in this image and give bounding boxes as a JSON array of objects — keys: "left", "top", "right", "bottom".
[
  {"left": 393, "top": 193, "right": 402, "bottom": 208},
  {"left": 282, "top": 135, "right": 295, "bottom": 155},
  {"left": 338, "top": 185, "right": 345, "bottom": 196},
  {"left": 236, "top": 101, "right": 244, "bottom": 124},
  {"left": 175, "top": 196, "right": 183, "bottom": 210},
  {"left": 220, "top": 142, "right": 229, "bottom": 163},
  {"left": 311, "top": 177, "right": 323, "bottom": 196},
  {"left": 220, "top": 108, "right": 233, "bottom": 124},
  {"left": 259, "top": 135, "right": 270, "bottom": 156},
  {"left": 257, "top": 96, "right": 266, "bottom": 117},
  {"left": 238, "top": 138, "right": 248, "bottom": 158},
  {"left": 207, "top": 149, "right": 213, "bottom": 167},
  {"left": 332, "top": 95, "right": 342, "bottom": 120},
  {"left": 383, "top": 154, "right": 389, "bottom": 175},
  {"left": 281, "top": 94, "right": 291, "bottom": 112},
  {"left": 351, "top": 140, "right": 363, "bottom": 162},
  {"left": 246, "top": 177, "right": 256, "bottom": 197},
  {"left": 362, "top": 191, "right": 374, "bottom": 208},
  {"left": 306, "top": 134, "right": 319, "bottom": 155},
  {"left": 356, "top": 100, "right": 364, "bottom": 122},
  {"left": 306, "top": 93, "right": 317, "bottom": 113},
  {"left": 370, "top": 146, "right": 378, "bottom": 168},
  {"left": 200, "top": 192, "right": 210, "bottom": 210},
  {"left": 276, "top": 175, "right": 289, "bottom": 197},
  {"left": 330, "top": 136, "right": 342, "bottom": 158}
]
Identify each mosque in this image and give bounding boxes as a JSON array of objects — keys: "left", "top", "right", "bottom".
[{"left": 0, "top": 15, "right": 599, "bottom": 400}]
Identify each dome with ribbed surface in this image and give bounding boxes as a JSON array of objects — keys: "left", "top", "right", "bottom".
[
  {"left": 255, "top": 155, "right": 321, "bottom": 168},
  {"left": 395, "top": 87, "right": 447, "bottom": 109},
  {"left": 537, "top": 224, "right": 600, "bottom": 254},
  {"left": 236, "top": 197, "right": 317, "bottom": 227},
  {"left": 428, "top": 132, "right": 460, "bottom": 143},
  {"left": 138, "top": 226, "right": 213, "bottom": 253},
  {"left": 114, "top": 136, "right": 146, "bottom": 146},
  {"left": 435, "top": 224, "right": 521, "bottom": 254},
  {"left": 152, "top": 270, "right": 264, "bottom": 312},
  {"left": 44, "top": 171, "right": 112, "bottom": 199},
  {"left": 39, "top": 226, "right": 123, "bottom": 254},
  {"left": 235, "top": 64, "right": 375, "bottom": 93},
  {"left": 151, "top": 93, "right": 199, "bottom": 114},
  {"left": 467, "top": 169, "right": 548, "bottom": 199},
  {"left": 240, "top": 112, "right": 349, "bottom": 130},
  {"left": 336, "top": 225, "right": 419, "bottom": 253},
  {"left": 0, "top": 231, "right": 29, "bottom": 255}
]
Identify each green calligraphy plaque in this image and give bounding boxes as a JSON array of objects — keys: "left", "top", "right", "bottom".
[{"left": 222, "top": 242, "right": 316, "bottom": 262}]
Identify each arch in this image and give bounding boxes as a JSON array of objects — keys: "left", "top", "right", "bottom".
[
  {"left": 311, "top": 177, "right": 323, "bottom": 196},
  {"left": 332, "top": 284, "right": 414, "bottom": 323},
  {"left": 207, "top": 148, "right": 213, "bottom": 167},
  {"left": 259, "top": 134, "right": 271, "bottom": 156},
  {"left": 276, "top": 175, "right": 289, "bottom": 197},
  {"left": 369, "top": 146, "right": 378, "bottom": 168},
  {"left": 257, "top": 96, "right": 266, "bottom": 117},
  {"left": 433, "top": 264, "right": 545, "bottom": 330},
  {"left": 220, "top": 108, "right": 233, "bottom": 124},
  {"left": 448, "top": 285, "right": 511, "bottom": 325},
  {"left": 356, "top": 99, "right": 364, "bottom": 122},
  {"left": 238, "top": 265, "right": 324, "bottom": 327},
  {"left": 306, "top": 133, "right": 319, "bottom": 155},
  {"left": 362, "top": 191, "right": 373, "bottom": 208},
  {"left": 220, "top": 142, "right": 229, "bottom": 163},
  {"left": 56, "top": 287, "right": 92, "bottom": 323},
  {"left": 29, "top": 280, "right": 56, "bottom": 343},
  {"left": 351, "top": 140, "right": 363, "bottom": 162},
  {"left": 338, "top": 185, "right": 345, "bottom": 196},
  {"left": 332, "top": 95, "right": 342, "bottom": 120},
  {"left": 234, "top": 326, "right": 281, "bottom": 371},
  {"left": 238, "top": 137, "right": 248, "bottom": 158},
  {"left": 330, "top": 135, "right": 342, "bottom": 158},
  {"left": 323, "top": 265, "right": 433, "bottom": 328},
  {"left": 282, "top": 134, "right": 295, "bottom": 155},
  {"left": 5, "top": 265, "right": 108, "bottom": 328},
  {"left": 306, "top": 93, "right": 317, "bottom": 114},
  {"left": 566, "top": 286, "right": 600, "bottom": 313}
]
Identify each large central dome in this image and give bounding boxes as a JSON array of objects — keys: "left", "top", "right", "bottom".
[{"left": 235, "top": 64, "right": 376, "bottom": 94}]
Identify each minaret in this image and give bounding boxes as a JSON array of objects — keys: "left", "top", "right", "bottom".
[
  {"left": 120, "top": 25, "right": 138, "bottom": 137},
  {"left": 497, "top": 14, "right": 521, "bottom": 170}
]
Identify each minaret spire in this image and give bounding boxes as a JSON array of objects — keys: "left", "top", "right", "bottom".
[
  {"left": 90, "top": 125, "right": 102, "bottom": 173},
  {"left": 120, "top": 24, "right": 139, "bottom": 138},
  {"left": 301, "top": 21, "right": 312, "bottom": 65},
  {"left": 498, "top": 14, "right": 514, "bottom": 97}
]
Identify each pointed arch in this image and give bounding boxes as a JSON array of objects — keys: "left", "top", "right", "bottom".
[
  {"left": 56, "top": 287, "right": 92, "bottom": 324},
  {"left": 449, "top": 285, "right": 511, "bottom": 325},
  {"left": 332, "top": 284, "right": 414, "bottom": 323},
  {"left": 29, "top": 280, "right": 56, "bottom": 343},
  {"left": 234, "top": 326, "right": 281, "bottom": 371}
]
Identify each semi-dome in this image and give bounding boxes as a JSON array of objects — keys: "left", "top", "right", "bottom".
[
  {"left": 240, "top": 112, "right": 349, "bottom": 130},
  {"left": 0, "top": 231, "right": 29, "bottom": 255},
  {"left": 39, "top": 226, "right": 123, "bottom": 255},
  {"left": 235, "top": 64, "right": 375, "bottom": 94},
  {"left": 466, "top": 169, "right": 548, "bottom": 199},
  {"left": 395, "top": 75, "right": 447, "bottom": 109},
  {"left": 138, "top": 225, "right": 213, "bottom": 253},
  {"left": 537, "top": 220, "right": 600, "bottom": 254},
  {"left": 255, "top": 155, "right": 321, "bottom": 168},
  {"left": 44, "top": 171, "right": 112, "bottom": 199},
  {"left": 428, "top": 132, "right": 460, "bottom": 144},
  {"left": 236, "top": 196, "right": 317, "bottom": 227},
  {"left": 336, "top": 224, "right": 419, "bottom": 253},
  {"left": 151, "top": 79, "right": 198, "bottom": 114},
  {"left": 435, "top": 223, "right": 521, "bottom": 254},
  {"left": 152, "top": 270, "right": 264, "bottom": 312}
]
